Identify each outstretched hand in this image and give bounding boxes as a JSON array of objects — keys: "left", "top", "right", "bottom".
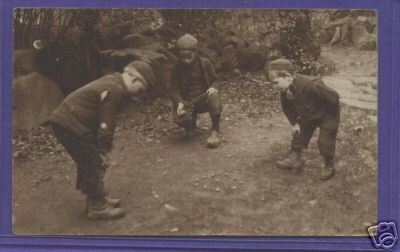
[{"left": 292, "top": 123, "right": 300, "bottom": 136}]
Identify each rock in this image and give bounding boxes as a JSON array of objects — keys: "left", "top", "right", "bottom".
[
  {"left": 13, "top": 72, "right": 64, "bottom": 129},
  {"left": 220, "top": 44, "right": 238, "bottom": 72},
  {"left": 352, "top": 25, "right": 376, "bottom": 50},
  {"left": 353, "top": 125, "right": 364, "bottom": 132},
  {"left": 233, "top": 68, "right": 242, "bottom": 76},
  {"left": 199, "top": 47, "right": 220, "bottom": 70},
  {"left": 330, "top": 27, "right": 342, "bottom": 45},
  {"left": 164, "top": 204, "right": 178, "bottom": 212},
  {"left": 316, "top": 29, "right": 334, "bottom": 44},
  {"left": 13, "top": 49, "right": 38, "bottom": 76},
  {"left": 170, "top": 227, "right": 179, "bottom": 232},
  {"left": 323, "top": 76, "right": 377, "bottom": 110},
  {"left": 152, "top": 191, "right": 160, "bottom": 199},
  {"left": 309, "top": 200, "right": 317, "bottom": 207},
  {"left": 123, "top": 33, "right": 157, "bottom": 48}
]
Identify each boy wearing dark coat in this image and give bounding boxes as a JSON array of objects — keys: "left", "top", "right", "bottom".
[
  {"left": 49, "top": 61, "right": 155, "bottom": 220},
  {"left": 267, "top": 59, "right": 340, "bottom": 180},
  {"left": 171, "top": 34, "right": 222, "bottom": 148}
]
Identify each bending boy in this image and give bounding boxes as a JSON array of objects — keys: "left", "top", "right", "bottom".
[
  {"left": 49, "top": 61, "right": 155, "bottom": 219},
  {"left": 267, "top": 59, "right": 340, "bottom": 180}
]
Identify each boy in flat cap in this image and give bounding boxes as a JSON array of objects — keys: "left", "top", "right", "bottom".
[
  {"left": 267, "top": 58, "right": 340, "bottom": 180},
  {"left": 49, "top": 61, "right": 154, "bottom": 220},
  {"left": 171, "top": 34, "right": 222, "bottom": 148}
]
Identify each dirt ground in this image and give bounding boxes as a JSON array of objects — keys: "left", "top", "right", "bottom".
[{"left": 12, "top": 46, "right": 377, "bottom": 236}]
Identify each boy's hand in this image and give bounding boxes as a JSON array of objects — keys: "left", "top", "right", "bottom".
[
  {"left": 100, "top": 154, "right": 109, "bottom": 169},
  {"left": 206, "top": 87, "right": 218, "bottom": 95},
  {"left": 97, "top": 129, "right": 113, "bottom": 154},
  {"left": 177, "top": 102, "right": 186, "bottom": 116},
  {"left": 292, "top": 123, "right": 300, "bottom": 135}
]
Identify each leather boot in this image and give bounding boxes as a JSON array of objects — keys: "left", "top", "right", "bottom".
[
  {"left": 276, "top": 150, "right": 303, "bottom": 170},
  {"left": 207, "top": 130, "right": 221, "bottom": 148},
  {"left": 320, "top": 158, "right": 335, "bottom": 180},
  {"left": 85, "top": 196, "right": 121, "bottom": 213},
  {"left": 86, "top": 197, "right": 125, "bottom": 220},
  {"left": 106, "top": 196, "right": 121, "bottom": 207}
]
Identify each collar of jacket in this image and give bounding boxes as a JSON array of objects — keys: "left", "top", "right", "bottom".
[
  {"left": 178, "top": 54, "right": 201, "bottom": 69},
  {"left": 180, "top": 55, "right": 210, "bottom": 81},
  {"left": 113, "top": 72, "right": 130, "bottom": 98},
  {"left": 290, "top": 73, "right": 312, "bottom": 97}
]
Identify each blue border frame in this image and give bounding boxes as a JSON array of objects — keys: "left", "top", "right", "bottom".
[{"left": 1, "top": 0, "right": 399, "bottom": 251}]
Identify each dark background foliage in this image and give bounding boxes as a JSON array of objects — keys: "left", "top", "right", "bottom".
[
  {"left": 13, "top": 9, "right": 376, "bottom": 83},
  {"left": 13, "top": 9, "right": 324, "bottom": 73}
]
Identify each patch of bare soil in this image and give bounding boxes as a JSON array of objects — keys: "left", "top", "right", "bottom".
[{"left": 12, "top": 46, "right": 377, "bottom": 236}]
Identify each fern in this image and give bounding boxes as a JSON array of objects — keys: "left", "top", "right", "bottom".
[{"left": 101, "top": 42, "right": 173, "bottom": 64}]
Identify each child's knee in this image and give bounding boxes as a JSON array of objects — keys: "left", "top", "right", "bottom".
[{"left": 208, "top": 94, "right": 222, "bottom": 114}]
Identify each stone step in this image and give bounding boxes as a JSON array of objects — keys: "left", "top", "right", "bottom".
[{"left": 322, "top": 76, "right": 377, "bottom": 111}]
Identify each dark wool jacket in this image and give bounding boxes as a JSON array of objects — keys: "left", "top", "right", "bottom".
[
  {"left": 50, "top": 73, "right": 130, "bottom": 153},
  {"left": 281, "top": 74, "right": 340, "bottom": 125},
  {"left": 170, "top": 56, "right": 219, "bottom": 104}
]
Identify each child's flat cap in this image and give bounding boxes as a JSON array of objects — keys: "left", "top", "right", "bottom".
[
  {"left": 269, "top": 58, "right": 294, "bottom": 71},
  {"left": 176, "top": 34, "right": 198, "bottom": 50}
]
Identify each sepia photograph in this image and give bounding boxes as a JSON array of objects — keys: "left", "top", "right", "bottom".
[{"left": 12, "top": 8, "right": 378, "bottom": 236}]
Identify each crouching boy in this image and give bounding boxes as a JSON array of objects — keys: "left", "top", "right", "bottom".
[
  {"left": 171, "top": 34, "right": 222, "bottom": 148},
  {"left": 49, "top": 61, "right": 154, "bottom": 220},
  {"left": 267, "top": 59, "right": 340, "bottom": 180}
]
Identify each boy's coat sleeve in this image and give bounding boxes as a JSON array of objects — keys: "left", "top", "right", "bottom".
[
  {"left": 169, "top": 57, "right": 219, "bottom": 104},
  {"left": 205, "top": 59, "right": 220, "bottom": 91},
  {"left": 280, "top": 91, "right": 298, "bottom": 125},
  {"left": 170, "top": 66, "right": 184, "bottom": 104},
  {"left": 97, "top": 90, "right": 120, "bottom": 154}
]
